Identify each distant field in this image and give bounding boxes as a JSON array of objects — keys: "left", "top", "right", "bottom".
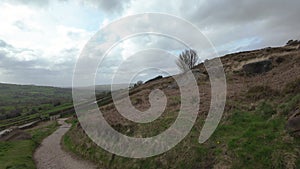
[
  {"left": 0, "top": 103, "right": 74, "bottom": 130},
  {"left": 0, "top": 83, "right": 73, "bottom": 130},
  {"left": 0, "top": 83, "right": 72, "bottom": 115},
  {"left": 0, "top": 83, "right": 126, "bottom": 130}
]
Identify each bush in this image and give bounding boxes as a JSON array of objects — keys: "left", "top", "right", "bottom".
[{"left": 134, "top": 80, "right": 143, "bottom": 87}]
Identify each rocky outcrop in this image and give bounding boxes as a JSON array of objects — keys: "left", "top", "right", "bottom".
[
  {"left": 145, "top": 75, "right": 163, "bottom": 84},
  {"left": 286, "top": 40, "right": 300, "bottom": 46},
  {"left": 286, "top": 110, "right": 300, "bottom": 137},
  {"left": 242, "top": 60, "right": 272, "bottom": 75},
  {"left": 192, "top": 69, "right": 208, "bottom": 81}
]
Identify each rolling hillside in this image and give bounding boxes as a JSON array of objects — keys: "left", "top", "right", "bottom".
[{"left": 64, "top": 41, "right": 300, "bottom": 169}]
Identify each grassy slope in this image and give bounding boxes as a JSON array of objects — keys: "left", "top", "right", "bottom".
[
  {"left": 62, "top": 44, "right": 300, "bottom": 168},
  {"left": 63, "top": 93, "right": 300, "bottom": 169},
  {"left": 0, "top": 121, "right": 58, "bottom": 169}
]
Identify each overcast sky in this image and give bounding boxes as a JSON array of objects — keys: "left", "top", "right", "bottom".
[{"left": 0, "top": 0, "right": 299, "bottom": 86}]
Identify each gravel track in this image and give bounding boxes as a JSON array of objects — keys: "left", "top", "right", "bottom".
[{"left": 34, "top": 118, "right": 97, "bottom": 169}]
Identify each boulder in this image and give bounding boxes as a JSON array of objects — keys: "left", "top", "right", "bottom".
[
  {"left": 145, "top": 75, "right": 163, "bottom": 84},
  {"left": 167, "top": 82, "right": 178, "bottom": 89},
  {"left": 286, "top": 110, "right": 300, "bottom": 137},
  {"left": 242, "top": 60, "right": 272, "bottom": 75},
  {"left": 286, "top": 40, "right": 300, "bottom": 46}
]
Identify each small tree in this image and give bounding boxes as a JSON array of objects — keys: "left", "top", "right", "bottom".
[{"left": 176, "top": 49, "right": 199, "bottom": 72}]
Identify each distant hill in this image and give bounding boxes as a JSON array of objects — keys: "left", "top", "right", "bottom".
[
  {"left": 75, "top": 83, "right": 133, "bottom": 93},
  {"left": 0, "top": 83, "right": 72, "bottom": 111}
]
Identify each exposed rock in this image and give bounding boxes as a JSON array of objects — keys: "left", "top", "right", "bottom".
[
  {"left": 192, "top": 69, "right": 208, "bottom": 81},
  {"left": 145, "top": 75, "right": 163, "bottom": 84},
  {"left": 286, "top": 110, "right": 300, "bottom": 137},
  {"left": 286, "top": 39, "right": 300, "bottom": 46},
  {"left": 242, "top": 60, "right": 272, "bottom": 75},
  {"left": 0, "top": 128, "right": 13, "bottom": 138},
  {"left": 167, "top": 82, "right": 178, "bottom": 89}
]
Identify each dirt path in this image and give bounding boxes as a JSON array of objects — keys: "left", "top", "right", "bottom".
[{"left": 34, "top": 118, "right": 97, "bottom": 169}]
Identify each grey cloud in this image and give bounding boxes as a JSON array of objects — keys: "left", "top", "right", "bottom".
[
  {"left": 186, "top": 0, "right": 300, "bottom": 26},
  {"left": 0, "top": 39, "right": 76, "bottom": 86},
  {"left": 111, "top": 49, "right": 178, "bottom": 83},
  {"left": 4, "top": 0, "right": 130, "bottom": 14},
  {"left": 13, "top": 20, "right": 33, "bottom": 32},
  {"left": 182, "top": 0, "right": 300, "bottom": 52},
  {"left": 79, "top": 0, "right": 131, "bottom": 15},
  {"left": 0, "top": 39, "right": 12, "bottom": 48},
  {"left": 4, "top": 0, "right": 50, "bottom": 7}
]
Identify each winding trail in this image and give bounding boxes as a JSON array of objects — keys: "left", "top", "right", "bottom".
[{"left": 34, "top": 118, "right": 97, "bottom": 169}]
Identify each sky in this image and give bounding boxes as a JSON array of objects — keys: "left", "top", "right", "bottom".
[{"left": 0, "top": 0, "right": 299, "bottom": 87}]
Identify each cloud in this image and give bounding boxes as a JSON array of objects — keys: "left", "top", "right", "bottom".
[
  {"left": 4, "top": 0, "right": 50, "bottom": 7},
  {"left": 0, "top": 0, "right": 300, "bottom": 86},
  {"left": 80, "top": 0, "right": 131, "bottom": 15},
  {"left": 0, "top": 39, "right": 76, "bottom": 86},
  {"left": 123, "top": 0, "right": 300, "bottom": 54},
  {"left": 13, "top": 20, "right": 34, "bottom": 32}
]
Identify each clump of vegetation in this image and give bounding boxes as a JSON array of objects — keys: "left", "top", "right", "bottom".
[
  {"left": 256, "top": 101, "right": 276, "bottom": 119},
  {"left": 278, "top": 94, "right": 300, "bottom": 115},
  {"left": 283, "top": 78, "right": 300, "bottom": 94},
  {"left": 246, "top": 85, "right": 279, "bottom": 100}
]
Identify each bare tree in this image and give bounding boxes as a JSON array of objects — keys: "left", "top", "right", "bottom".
[{"left": 176, "top": 49, "right": 199, "bottom": 72}]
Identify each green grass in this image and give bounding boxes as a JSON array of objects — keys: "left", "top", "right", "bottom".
[
  {"left": 44, "top": 103, "right": 73, "bottom": 114},
  {"left": 0, "top": 121, "right": 58, "bottom": 169},
  {"left": 278, "top": 94, "right": 300, "bottom": 115},
  {"left": 62, "top": 97, "right": 300, "bottom": 169},
  {"left": 210, "top": 103, "right": 299, "bottom": 169},
  {"left": 0, "top": 140, "right": 36, "bottom": 169}
]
